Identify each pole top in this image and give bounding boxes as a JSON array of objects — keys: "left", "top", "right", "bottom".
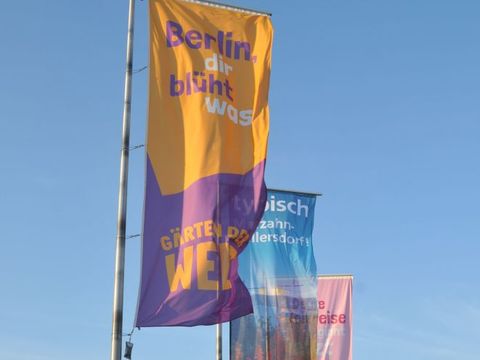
[
  {"left": 182, "top": 0, "right": 272, "bottom": 16},
  {"left": 318, "top": 274, "right": 354, "bottom": 279},
  {"left": 268, "top": 188, "right": 322, "bottom": 197}
]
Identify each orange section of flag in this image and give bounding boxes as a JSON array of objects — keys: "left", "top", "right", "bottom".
[{"left": 148, "top": 0, "right": 272, "bottom": 195}]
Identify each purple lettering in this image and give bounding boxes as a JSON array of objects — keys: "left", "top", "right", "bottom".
[
  {"left": 209, "top": 74, "right": 223, "bottom": 96},
  {"left": 225, "top": 32, "right": 233, "bottom": 58},
  {"left": 166, "top": 21, "right": 184, "bottom": 47},
  {"left": 224, "top": 79, "right": 233, "bottom": 101},
  {"left": 234, "top": 41, "right": 251, "bottom": 60},
  {"left": 170, "top": 74, "right": 184, "bottom": 96},
  {"left": 217, "top": 31, "right": 224, "bottom": 55},
  {"left": 204, "top": 33, "right": 216, "bottom": 49},
  {"left": 185, "top": 30, "right": 202, "bottom": 49},
  {"left": 164, "top": 21, "right": 252, "bottom": 61}
]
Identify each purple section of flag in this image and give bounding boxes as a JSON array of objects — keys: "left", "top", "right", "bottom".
[{"left": 135, "top": 156, "right": 267, "bottom": 326}]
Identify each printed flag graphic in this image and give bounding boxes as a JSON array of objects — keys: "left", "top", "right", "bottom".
[
  {"left": 317, "top": 276, "right": 353, "bottom": 360},
  {"left": 231, "top": 190, "right": 318, "bottom": 359},
  {"left": 135, "top": 0, "right": 273, "bottom": 326}
]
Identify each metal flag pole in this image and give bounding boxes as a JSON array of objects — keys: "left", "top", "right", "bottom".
[
  {"left": 215, "top": 184, "right": 222, "bottom": 360},
  {"left": 264, "top": 277, "right": 270, "bottom": 360},
  {"left": 110, "top": 0, "right": 135, "bottom": 359},
  {"left": 216, "top": 322, "right": 222, "bottom": 360}
]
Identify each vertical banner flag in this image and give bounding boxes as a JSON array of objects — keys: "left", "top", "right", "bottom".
[
  {"left": 231, "top": 190, "right": 318, "bottom": 359},
  {"left": 136, "top": 0, "right": 273, "bottom": 326},
  {"left": 317, "top": 276, "right": 353, "bottom": 360}
]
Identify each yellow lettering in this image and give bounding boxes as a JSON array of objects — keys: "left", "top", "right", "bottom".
[
  {"left": 166, "top": 246, "right": 193, "bottom": 292},
  {"left": 160, "top": 236, "right": 172, "bottom": 251},
  {"left": 219, "top": 243, "right": 238, "bottom": 290},
  {"left": 164, "top": 232, "right": 244, "bottom": 292},
  {"left": 227, "top": 226, "right": 250, "bottom": 247},
  {"left": 193, "top": 221, "right": 203, "bottom": 238},
  {"left": 196, "top": 242, "right": 218, "bottom": 290},
  {"left": 214, "top": 223, "right": 222, "bottom": 238},
  {"left": 234, "top": 229, "right": 250, "bottom": 247},
  {"left": 227, "top": 226, "right": 239, "bottom": 239},
  {"left": 183, "top": 226, "right": 195, "bottom": 243},
  {"left": 204, "top": 220, "right": 214, "bottom": 237},
  {"left": 173, "top": 230, "right": 182, "bottom": 247}
]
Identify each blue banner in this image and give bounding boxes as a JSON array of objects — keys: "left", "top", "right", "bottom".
[{"left": 230, "top": 190, "right": 318, "bottom": 359}]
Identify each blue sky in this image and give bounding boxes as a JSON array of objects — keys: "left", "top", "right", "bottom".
[{"left": 1, "top": 0, "right": 479, "bottom": 359}]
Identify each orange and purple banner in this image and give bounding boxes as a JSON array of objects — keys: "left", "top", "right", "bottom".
[
  {"left": 317, "top": 276, "right": 353, "bottom": 360},
  {"left": 135, "top": 0, "right": 273, "bottom": 326}
]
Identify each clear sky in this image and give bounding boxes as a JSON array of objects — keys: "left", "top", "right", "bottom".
[{"left": 1, "top": 0, "right": 479, "bottom": 359}]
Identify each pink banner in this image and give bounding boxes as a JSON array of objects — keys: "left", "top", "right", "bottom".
[{"left": 317, "top": 276, "right": 353, "bottom": 360}]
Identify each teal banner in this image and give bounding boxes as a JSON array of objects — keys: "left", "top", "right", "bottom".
[{"left": 230, "top": 190, "right": 318, "bottom": 359}]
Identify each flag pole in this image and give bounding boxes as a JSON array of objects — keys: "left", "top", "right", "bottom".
[
  {"left": 264, "top": 278, "right": 270, "bottom": 360},
  {"left": 216, "top": 323, "right": 222, "bottom": 360},
  {"left": 110, "top": 0, "right": 135, "bottom": 359},
  {"left": 215, "top": 184, "right": 222, "bottom": 360}
]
